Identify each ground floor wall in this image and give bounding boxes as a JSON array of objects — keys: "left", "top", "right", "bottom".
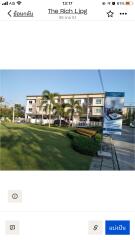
[{"left": 25, "top": 113, "right": 103, "bottom": 127}]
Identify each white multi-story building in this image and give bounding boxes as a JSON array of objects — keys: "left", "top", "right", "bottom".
[{"left": 25, "top": 93, "right": 105, "bottom": 124}]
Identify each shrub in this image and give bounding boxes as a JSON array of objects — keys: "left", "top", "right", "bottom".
[
  {"left": 72, "top": 135, "right": 100, "bottom": 156},
  {"left": 66, "top": 131, "right": 78, "bottom": 139},
  {"left": 67, "top": 131, "right": 101, "bottom": 156},
  {"left": 123, "top": 119, "right": 130, "bottom": 126},
  {"left": 95, "top": 133, "right": 102, "bottom": 143}
]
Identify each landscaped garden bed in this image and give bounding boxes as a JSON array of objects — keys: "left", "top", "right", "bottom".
[
  {"left": 67, "top": 129, "right": 102, "bottom": 156},
  {"left": 75, "top": 128, "right": 97, "bottom": 137}
]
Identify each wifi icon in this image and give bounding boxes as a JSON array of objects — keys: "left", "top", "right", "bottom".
[{"left": 16, "top": 1, "right": 22, "bottom": 5}]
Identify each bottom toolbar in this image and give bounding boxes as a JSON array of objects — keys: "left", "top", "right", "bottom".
[{"left": 0, "top": 212, "right": 133, "bottom": 239}]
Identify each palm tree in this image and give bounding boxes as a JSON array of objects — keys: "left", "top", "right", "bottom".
[
  {"left": 66, "top": 98, "right": 82, "bottom": 127},
  {"left": 41, "top": 90, "right": 59, "bottom": 127},
  {"left": 54, "top": 102, "right": 67, "bottom": 127},
  {"left": 39, "top": 104, "right": 46, "bottom": 125}
]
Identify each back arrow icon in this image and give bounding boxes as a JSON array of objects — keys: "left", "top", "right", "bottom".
[{"left": 8, "top": 10, "right": 12, "bottom": 17}]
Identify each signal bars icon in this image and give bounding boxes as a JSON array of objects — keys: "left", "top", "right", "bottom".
[
  {"left": 2, "top": 1, "right": 22, "bottom": 5},
  {"left": 2, "top": 1, "right": 8, "bottom": 5}
]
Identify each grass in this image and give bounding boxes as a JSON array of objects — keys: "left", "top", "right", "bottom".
[{"left": 0, "top": 123, "right": 91, "bottom": 170}]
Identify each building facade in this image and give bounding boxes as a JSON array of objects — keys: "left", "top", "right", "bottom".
[{"left": 25, "top": 93, "right": 105, "bottom": 125}]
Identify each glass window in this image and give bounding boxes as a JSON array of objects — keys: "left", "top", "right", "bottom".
[
  {"left": 96, "top": 108, "right": 101, "bottom": 113},
  {"left": 96, "top": 98, "right": 102, "bottom": 104}
]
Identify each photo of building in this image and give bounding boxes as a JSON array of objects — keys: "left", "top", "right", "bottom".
[{"left": 0, "top": 70, "right": 135, "bottom": 171}]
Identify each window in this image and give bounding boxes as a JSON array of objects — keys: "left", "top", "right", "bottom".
[
  {"left": 96, "top": 98, "right": 102, "bottom": 104},
  {"left": 29, "top": 101, "right": 32, "bottom": 104},
  {"left": 64, "top": 99, "right": 70, "bottom": 104},
  {"left": 96, "top": 108, "right": 101, "bottom": 113},
  {"left": 89, "top": 98, "right": 93, "bottom": 105},
  {"left": 29, "top": 108, "right": 32, "bottom": 112}
]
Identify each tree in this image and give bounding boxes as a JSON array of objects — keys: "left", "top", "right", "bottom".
[
  {"left": 41, "top": 90, "right": 59, "bottom": 127},
  {"left": 54, "top": 102, "right": 67, "bottom": 127},
  {"left": 14, "top": 104, "right": 25, "bottom": 118},
  {"left": 66, "top": 98, "right": 82, "bottom": 127},
  {"left": 0, "top": 106, "right": 12, "bottom": 120}
]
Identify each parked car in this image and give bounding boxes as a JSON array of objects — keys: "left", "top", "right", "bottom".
[
  {"left": 130, "top": 120, "right": 135, "bottom": 128},
  {"left": 15, "top": 118, "right": 25, "bottom": 124},
  {"left": 54, "top": 119, "right": 68, "bottom": 127}
]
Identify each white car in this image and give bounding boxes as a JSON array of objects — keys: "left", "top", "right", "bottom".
[{"left": 130, "top": 121, "right": 135, "bottom": 128}]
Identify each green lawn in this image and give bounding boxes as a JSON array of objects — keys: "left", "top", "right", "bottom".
[{"left": 0, "top": 123, "right": 91, "bottom": 170}]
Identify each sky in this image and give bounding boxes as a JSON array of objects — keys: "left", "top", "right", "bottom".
[{"left": 0, "top": 70, "right": 135, "bottom": 106}]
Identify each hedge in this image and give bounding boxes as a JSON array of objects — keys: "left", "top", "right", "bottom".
[{"left": 67, "top": 131, "right": 101, "bottom": 156}]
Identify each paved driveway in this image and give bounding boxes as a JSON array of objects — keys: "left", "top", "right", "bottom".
[{"left": 112, "top": 126, "right": 135, "bottom": 170}]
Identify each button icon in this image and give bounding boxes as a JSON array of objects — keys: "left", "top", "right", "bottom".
[
  {"left": 88, "top": 221, "right": 103, "bottom": 235},
  {"left": 107, "top": 10, "right": 114, "bottom": 17},
  {"left": 105, "top": 220, "right": 130, "bottom": 235},
  {"left": 8, "top": 190, "right": 22, "bottom": 203},
  {"left": 10, "top": 224, "right": 16, "bottom": 231},
  {"left": 12, "top": 193, "right": 19, "bottom": 199},
  {"left": 8, "top": 10, "right": 12, "bottom": 17},
  {"left": 5, "top": 221, "right": 20, "bottom": 235}
]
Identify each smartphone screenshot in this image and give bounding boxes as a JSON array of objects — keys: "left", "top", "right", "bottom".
[{"left": 0, "top": 0, "right": 135, "bottom": 239}]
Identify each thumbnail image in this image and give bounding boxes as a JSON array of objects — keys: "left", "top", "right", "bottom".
[{"left": 0, "top": 70, "right": 135, "bottom": 170}]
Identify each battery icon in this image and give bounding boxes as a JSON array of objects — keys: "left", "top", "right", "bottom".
[{"left": 125, "top": 1, "right": 133, "bottom": 5}]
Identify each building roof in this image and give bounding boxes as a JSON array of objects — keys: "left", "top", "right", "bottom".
[{"left": 26, "top": 92, "right": 105, "bottom": 98}]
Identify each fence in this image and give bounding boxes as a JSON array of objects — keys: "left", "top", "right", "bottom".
[
  {"left": 76, "top": 121, "right": 102, "bottom": 128},
  {"left": 29, "top": 119, "right": 54, "bottom": 125}
]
